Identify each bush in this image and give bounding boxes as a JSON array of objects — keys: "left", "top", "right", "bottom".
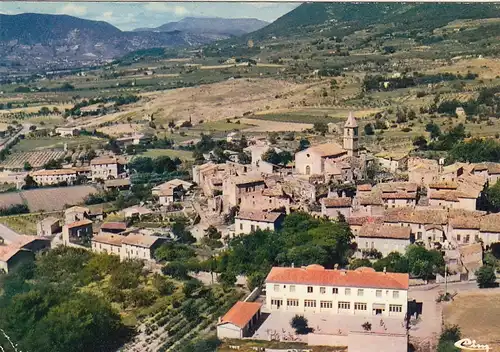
[
  {"left": 476, "top": 265, "right": 497, "bottom": 288},
  {"left": 291, "top": 315, "right": 312, "bottom": 334}
]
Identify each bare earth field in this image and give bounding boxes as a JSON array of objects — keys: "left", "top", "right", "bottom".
[
  {"left": 240, "top": 118, "right": 313, "bottom": 132},
  {"left": 97, "top": 123, "right": 147, "bottom": 136},
  {"left": 443, "top": 290, "right": 500, "bottom": 349},
  {"left": 0, "top": 185, "right": 98, "bottom": 212},
  {"left": 134, "top": 78, "right": 311, "bottom": 125}
]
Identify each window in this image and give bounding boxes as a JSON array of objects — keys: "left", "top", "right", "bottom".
[
  {"left": 287, "top": 299, "right": 299, "bottom": 307},
  {"left": 371, "top": 242, "right": 374, "bottom": 249},
  {"left": 320, "top": 301, "right": 333, "bottom": 309},
  {"left": 271, "top": 299, "right": 282, "bottom": 307},
  {"left": 338, "top": 301, "right": 350, "bottom": 310},
  {"left": 320, "top": 287, "right": 326, "bottom": 294},
  {"left": 274, "top": 284, "right": 280, "bottom": 292},
  {"left": 290, "top": 285, "right": 296, "bottom": 293},
  {"left": 345, "top": 288, "right": 351, "bottom": 296},
  {"left": 465, "top": 235, "right": 470, "bottom": 243},
  {"left": 251, "top": 225, "right": 255, "bottom": 232},
  {"left": 376, "top": 290, "right": 382, "bottom": 298},
  {"left": 393, "top": 291, "right": 399, "bottom": 299},
  {"left": 304, "top": 299, "right": 316, "bottom": 308},
  {"left": 389, "top": 304, "right": 403, "bottom": 313},
  {"left": 354, "top": 302, "right": 367, "bottom": 311},
  {"left": 240, "top": 223, "right": 243, "bottom": 230},
  {"left": 457, "top": 234, "right": 461, "bottom": 241},
  {"left": 417, "top": 232, "right": 422, "bottom": 240},
  {"left": 332, "top": 288, "right": 339, "bottom": 294},
  {"left": 307, "top": 286, "right": 313, "bottom": 293},
  {"left": 357, "top": 289, "right": 364, "bottom": 297}
]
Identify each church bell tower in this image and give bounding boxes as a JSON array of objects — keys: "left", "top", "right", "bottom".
[{"left": 343, "top": 112, "right": 359, "bottom": 157}]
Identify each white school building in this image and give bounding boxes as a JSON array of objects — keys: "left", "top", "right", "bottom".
[{"left": 265, "top": 265, "right": 409, "bottom": 318}]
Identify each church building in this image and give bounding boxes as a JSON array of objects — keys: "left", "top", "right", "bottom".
[{"left": 295, "top": 112, "right": 362, "bottom": 179}]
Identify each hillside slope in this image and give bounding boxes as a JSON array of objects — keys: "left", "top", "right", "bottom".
[{"left": 134, "top": 17, "right": 268, "bottom": 37}]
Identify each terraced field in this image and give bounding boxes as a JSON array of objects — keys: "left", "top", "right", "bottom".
[
  {"left": 125, "top": 287, "right": 243, "bottom": 352},
  {"left": 0, "top": 150, "right": 66, "bottom": 169}
]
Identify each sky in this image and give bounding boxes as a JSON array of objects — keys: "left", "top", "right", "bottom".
[{"left": 0, "top": 2, "right": 299, "bottom": 30}]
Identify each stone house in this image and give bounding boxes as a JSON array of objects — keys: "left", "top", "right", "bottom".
[
  {"left": 55, "top": 127, "right": 79, "bottom": 137},
  {"left": 239, "top": 184, "right": 291, "bottom": 212},
  {"left": 104, "top": 178, "right": 131, "bottom": 191},
  {"left": 0, "top": 246, "right": 35, "bottom": 273},
  {"left": 352, "top": 193, "right": 384, "bottom": 217},
  {"left": 376, "top": 152, "right": 409, "bottom": 173},
  {"left": 90, "top": 156, "right": 127, "bottom": 181},
  {"left": 458, "top": 243, "right": 483, "bottom": 281},
  {"left": 62, "top": 219, "right": 93, "bottom": 246},
  {"left": 36, "top": 216, "right": 61, "bottom": 237},
  {"left": 64, "top": 206, "right": 90, "bottom": 224},
  {"left": 356, "top": 223, "right": 412, "bottom": 257},
  {"left": 234, "top": 211, "right": 285, "bottom": 235},
  {"left": 223, "top": 175, "right": 266, "bottom": 210},
  {"left": 321, "top": 197, "right": 352, "bottom": 220},
  {"left": 295, "top": 143, "right": 348, "bottom": 176},
  {"left": 100, "top": 222, "right": 127, "bottom": 234},
  {"left": 31, "top": 168, "right": 77, "bottom": 186},
  {"left": 91, "top": 232, "right": 168, "bottom": 261}
]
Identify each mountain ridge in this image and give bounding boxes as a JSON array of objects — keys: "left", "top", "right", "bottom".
[{"left": 133, "top": 16, "right": 269, "bottom": 37}]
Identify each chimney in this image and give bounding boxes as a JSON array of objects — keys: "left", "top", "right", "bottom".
[
  {"left": 334, "top": 264, "right": 339, "bottom": 270},
  {"left": 291, "top": 262, "right": 294, "bottom": 268},
  {"left": 383, "top": 267, "right": 387, "bottom": 274}
]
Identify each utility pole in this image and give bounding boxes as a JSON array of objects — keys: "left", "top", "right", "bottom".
[{"left": 444, "top": 262, "right": 448, "bottom": 297}]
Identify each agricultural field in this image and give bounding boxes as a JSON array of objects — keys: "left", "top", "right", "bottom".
[
  {"left": 0, "top": 212, "right": 62, "bottom": 235},
  {"left": 0, "top": 150, "right": 66, "bottom": 169},
  {"left": 443, "top": 290, "right": 500, "bottom": 350},
  {"left": 0, "top": 185, "right": 97, "bottom": 212},
  {"left": 20, "top": 185, "right": 98, "bottom": 212},
  {"left": 190, "top": 120, "right": 253, "bottom": 132},
  {"left": 11, "top": 136, "right": 105, "bottom": 153},
  {"left": 138, "top": 149, "right": 194, "bottom": 161}
]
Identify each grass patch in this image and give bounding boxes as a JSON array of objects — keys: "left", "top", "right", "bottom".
[
  {"left": 443, "top": 290, "right": 500, "bottom": 350},
  {"left": 190, "top": 120, "right": 253, "bottom": 132},
  {"left": 138, "top": 149, "right": 194, "bottom": 160},
  {"left": 0, "top": 212, "right": 62, "bottom": 235}
]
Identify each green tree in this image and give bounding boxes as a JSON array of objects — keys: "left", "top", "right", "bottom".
[
  {"left": 413, "top": 135, "right": 428, "bottom": 150},
  {"left": 247, "top": 271, "right": 266, "bottom": 290},
  {"left": 437, "top": 325, "right": 461, "bottom": 352},
  {"left": 290, "top": 315, "right": 311, "bottom": 334},
  {"left": 218, "top": 271, "right": 237, "bottom": 290},
  {"left": 23, "top": 161, "right": 32, "bottom": 171},
  {"left": 349, "top": 258, "right": 372, "bottom": 270},
  {"left": 476, "top": 265, "right": 497, "bottom": 288},
  {"left": 181, "top": 300, "right": 200, "bottom": 322},
  {"left": 22, "top": 175, "right": 38, "bottom": 190},
  {"left": 425, "top": 122, "right": 442, "bottom": 140},
  {"left": 152, "top": 274, "right": 176, "bottom": 295},
  {"left": 485, "top": 179, "right": 500, "bottom": 212},
  {"left": 297, "top": 138, "right": 310, "bottom": 152},
  {"left": 364, "top": 123, "right": 375, "bottom": 135},
  {"left": 313, "top": 122, "right": 328, "bottom": 135},
  {"left": 183, "top": 279, "right": 202, "bottom": 297}
]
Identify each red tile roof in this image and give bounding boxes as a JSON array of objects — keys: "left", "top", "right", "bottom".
[
  {"left": 0, "top": 245, "right": 23, "bottom": 262},
  {"left": 358, "top": 224, "right": 411, "bottom": 240},
  {"left": 66, "top": 219, "right": 93, "bottom": 229},
  {"left": 218, "top": 301, "right": 262, "bottom": 329},
  {"left": 265, "top": 265, "right": 409, "bottom": 290},
  {"left": 322, "top": 197, "right": 352, "bottom": 208},
  {"left": 100, "top": 222, "right": 127, "bottom": 231},
  {"left": 236, "top": 211, "right": 283, "bottom": 223}
]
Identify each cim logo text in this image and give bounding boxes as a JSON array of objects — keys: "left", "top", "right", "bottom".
[{"left": 455, "top": 338, "right": 491, "bottom": 351}]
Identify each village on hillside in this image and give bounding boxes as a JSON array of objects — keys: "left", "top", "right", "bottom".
[{"left": 0, "top": 111, "right": 498, "bottom": 352}]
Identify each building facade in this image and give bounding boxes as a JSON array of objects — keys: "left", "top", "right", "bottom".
[
  {"left": 235, "top": 211, "right": 285, "bottom": 235},
  {"left": 265, "top": 265, "right": 408, "bottom": 318}
]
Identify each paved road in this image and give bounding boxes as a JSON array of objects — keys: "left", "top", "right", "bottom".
[
  {"left": 0, "top": 124, "right": 31, "bottom": 152},
  {"left": 0, "top": 223, "right": 23, "bottom": 244}
]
